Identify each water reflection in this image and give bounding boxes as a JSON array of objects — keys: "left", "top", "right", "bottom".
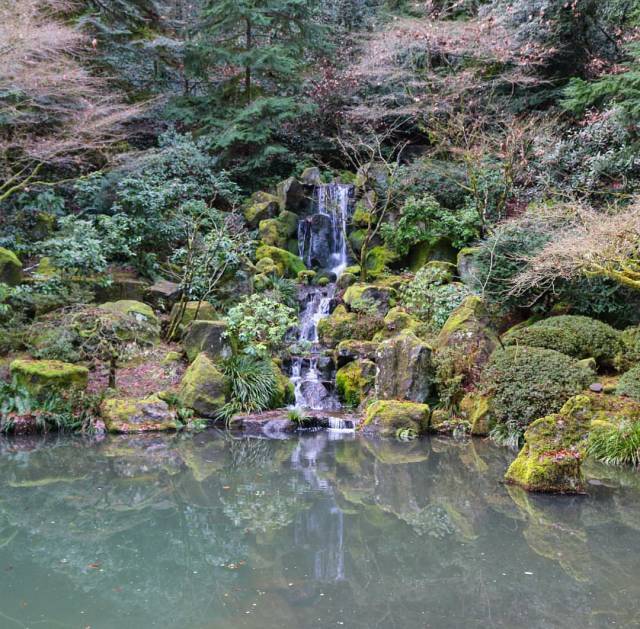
[{"left": 0, "top": 431, "right": 639, "bottom": 628}]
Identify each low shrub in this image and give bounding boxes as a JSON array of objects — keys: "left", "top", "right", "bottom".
[
  {"left": 505, "top": 315, "right": 622, "bottom": 367},
  {"left": 617, "top": 365, "right": 640, "bottom": 402},
  {"left": 482, "top": 346, "right": 595, "bottom": 428}
]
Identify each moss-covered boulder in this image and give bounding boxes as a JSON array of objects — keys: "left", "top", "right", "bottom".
[
  {"left": 435, "top": 296, "right": 498, "bottom": 390},
  {"left": 300, "top": 166, "right": 322, "bottom": 186},
  {"left": 483, "top": 346, "right": 596, "bottom": 428},
  {"left": 317, "top": 305, "right": 382, "bottom": 348},
  {"left": 336, "top": 359, "right": 376, "bottom": 408},
  {"left": 277, "top": 177, "right": 306, "bottom": 212},
  {"left": 255, "top": 245, "right": 306, "bottom": 278},
  {"left": 243, "top": 193, "right": 280, "bottom": 228},
  {"left": 183, "top": 320, "right": 232, "bottom": 363},
  {"left": 505, "top": 395, "right": 593, "bottom": 493},
  {"left": 343, "top": 283, "right": 396, "bottom": 316},
  {"left": 179, "top": 353, "right": 228, "bottom": 417},
  {"left": 362, "top": 400, "right": 431, "bottom": 437},
  {"left": 407, "top": 238, "right": 456, "bottom": 272},
  {"left": 270, "top": 361, "right": 295, "bottom": 408},
  {"left": 365, "top": 246, "right": 397, "bottom": 279},
  {"left": 10, "top": 359, "right": 88, "bottom": 399},
  {"left": 100, "top": 396, "right": 178, "bottom": 433},
  {"left": 459, "top": 393, "right": 493, "bottom": 436},
  {"left": 0, "top": 247, "right": 22, "bottom": 286},
  {"left": 258, "top": 210, "right": 298, "bottom": 248},
  {"left": 337, "top": 272, "right": 357, "bottom": 290},
  {"left": 504, "top": 315, "right": 622, "bottom": 369},
  {"left": 336, "top": 340, "right": 379, "bottom": 366},
  {"left": 169, "top": 301, "right": 217, "bottom": 335},
  {"left": 373, "top": 307, "right": 419, "bottom": 341},
  {"left": 457, "top": 247, "right": 480, "bottom": 287},
  {"left": 375, "top": 332, "right": 433, "bottom": 403},
  {"left": 99, "top": 299, "right": 160, "bottom": 343}
]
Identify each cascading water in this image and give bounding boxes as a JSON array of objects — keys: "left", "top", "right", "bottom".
[{"left": 289, "top": 183, "right": 353, "bottom": 427}]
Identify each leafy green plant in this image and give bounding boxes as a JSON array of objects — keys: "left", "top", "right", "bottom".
[
  {"left": 259, "top": 275, "right": 298, "bottom": 309},
  {"left": 587, "top": 420, "right": 640, "bottom": 467},
  {"left": 224, "top": 294, "right": 297, "bottom": 358},
  {"left": 489, "top": 420, "right": 524, "bottom": 450},
  {"left": 217, "top": 355, "right": 279, "bottom": 422},
  {"left": 617, "top": 365, "right": 640, "bottom": 402}
]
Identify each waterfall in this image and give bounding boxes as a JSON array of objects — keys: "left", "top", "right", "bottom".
[{"left": 290, "top": 183, "right": 353, "bottom": 415}]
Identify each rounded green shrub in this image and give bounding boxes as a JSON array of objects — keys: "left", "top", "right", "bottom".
[
  {"left": 617, "top": 365, "right": 640, "bottom": 402},
  {"left": 483, "top": 346, "right": 595, "bottom": 428},
  {"left": 505, "top": 315, "right": 622, "bottom": 368}
]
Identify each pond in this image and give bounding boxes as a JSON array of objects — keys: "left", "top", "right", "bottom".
[{"left": 0, "top": 430, "right": 639, "bottom": 629}]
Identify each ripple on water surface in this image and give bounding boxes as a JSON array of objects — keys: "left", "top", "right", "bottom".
[{"left": 0, "top": 430, "right": 639, "bottom": 629}]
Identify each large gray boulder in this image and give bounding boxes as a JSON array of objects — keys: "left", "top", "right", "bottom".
[
  {"left": 182, "top": 320, "right": 232, "bottom": 363},
  {"left": 375, "top": 332, "right": 433, "bottom": 403}
]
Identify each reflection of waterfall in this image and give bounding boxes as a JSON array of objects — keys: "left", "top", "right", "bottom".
[
  {"left": 290, "top": 183, "right": 353, "bottom": 413},
  {"left": 291, "top": 434, "right": 345, "bottom": 582}
]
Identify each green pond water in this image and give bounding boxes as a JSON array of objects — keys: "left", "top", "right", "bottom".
[{"left": 0, "top": 430, "right": 639, "bottom": 629}]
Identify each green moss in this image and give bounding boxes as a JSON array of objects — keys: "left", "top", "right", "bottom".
[
  {"left": 297, "top": 270, "right": 316, "bottom": 284},
  {"left": 505, "top": 315, "right": 622, "bottom": 368},
  {"left": 343, "top": 283, "right": 396, "bottom": 316},
  {"left": 336, "top": 360, "right": 375, "bottom": 408},
  {"left": 363, "top": 400, "right": 431, "bottom": 437},
  {"left": 182, "top": 320, "right": 231, "bottom": 363},
  {"left": 255, "top": 257, "right": 278, "bottom": 274},
  {"left": 349, "top": 229, "right": 366, "bottom": 254},
  {"left": 162, "top": 351, "right": 182, "bottom": 364},
  {"left": 258, "top": 210, "right": 298, "bottom": 248},
  {"left": 10, "top": 359, "right": 88, "bottom": 398},
  {"left": 255, "top": 245, "right": 306, "bottom": 278},
  {"left": 407, "top": 238, "right": 457, "bottom": 272},
  {"left": 345, "top": 265, "right": 361, "bottom": 276},
  {"left": 352, "top": 202, "right": 374, "bottom": 227},
  {"left": 179, "top": 353, "right": 228, "bottom": 417},
  {"left": 243, "top": 193, "right": 280, "bottom": 228},
  {"left": 101, "top": 395, "right": 178, "bottom": 433},
  {"left": 365, "top": 246, "right": 397, "bottom": 278},
  {"left": 438, "top": 295, "right": 484, "bottom": 339},
  {"left": 505, "top": 395, "right": 593, "bottom": 493},
  {"left": 99, "top": 300, "right": 157, "bottom": 324},
  {"left": 270, "top": 361, "right": 295, "bottom": 408},
  {"left": 169, "top": 301, "right": 218, "bottom": 332},
  {"left": 318, "top": 277, "right": 330, "bottom": 287},
  {"left": 0, "top": 247, "right": 22, "bottom": 286},
  {"left": 617, "top": 365, "right": 640, "bottom": 401},
  {"left": 373, "top": 307, "right": 419, "bottom": 341},
  {"left": 317, "top": 305, "right": 383, "bottom": 348},
  {"left": 460, "top": 393, "right": 493, "bottom": 436}
]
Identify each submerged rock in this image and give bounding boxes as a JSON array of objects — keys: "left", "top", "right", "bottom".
[
  {"left": 362, "top": 400, "right": 431, "bottom": 437},
  {"left": 10, "top": 359, "right": 88, "bottom": 399},
  {"left": 375, "top": 332, "right": 433, "bottom": 403},
  {"left": 179, "top": 353, "right": 228, "bottom": 418},
  {"left": 182, "top": 320, "right": 231, "bottom": 363},
  {"left": 101, "top": 396, "right": 178, "bottom": 433},
  {"left": 505, "top": 395, "right": 593, "bottom": 494}
]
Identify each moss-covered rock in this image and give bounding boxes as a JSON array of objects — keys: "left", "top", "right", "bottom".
[
  {"left": 407, "top": 238, "right": 457, "bottom": 272},
  {"left": 100, "top": 395, "right": 178, "bottom": 433},
  {"left": 169, "top": 301, "right": 218, "bottom": 334},
  {"left": 255, "top": 245, "right": 306, "bottom": 278},
  {"left": 375, "top": 332, "right": 433, "bottom": 403},
  {"left": 255, "top": 257, "right": 278, "bottom": 274},
  {"left": 182, "top": 320, "right": 231, "bottom": 363},
  {"left": 144, "top": 279, "right": 182, "bottom": 312},
  {"left": 373, "top": 307, "right": 419, "bottom": 341},
  {"left": 343, "top": 283, "right": 396, "bottom": 316},
  {"left": 300, "top": 166, "right": 322, "bottom": 186},
  {"left": 365, "top": 246, "right": 397, "bottom": 279},
  {"left": 336, "top": 339, "right": 379, "bottom": 366},
  {"left": 98, "top": 299, "right": 160, "bottom": 343},
  {"left": 459, "top": 393, "right": 493, "bottom": 436},
  {"left": 277, "top": 177, "right": 306, "bottom": 212},
  {"left": 10, "top": 359, "right": 88, "bottom": 398},
  {"left": 435, "top": 296, "right": 498, "bottom": 391},
  {"left": 258, "top": 210, "right": 298, "bottom": 248},
  {"left": 505, "top": 395, "right": 593, "bottom": 493},
  {"left": 483, "top": 346, "right": 596, "bottom": 428},
  {"left": 317, "top": 305, "right": 382, "bottom": 348},
  {"left": 337, "top": 272, "right": 357, "bottom": 290},
  {"left": 336, "top": 359, "right": 376, "bottom": 408},
  {"left": 270, "top": 361, "right": 295, "bottom": 408},
  {"left": 179, "top": 353, "right": 228, "bottom": 417},
  {"left": 362, "top": 400, "right": 431, "bottom": 437},
  {"left": 457, "top": 247, "right": 480, "bottom": 287},
  {"left": 504, "top": 315, "right": 622, "bottom": 369},
  {"left": 297, "top": 270, "right": 317, "bottom": 284},
  {"left": 0, "top": 247, "right": 22, "bottom": 286},
  {"left": 243, "top": 193, "right": 280, "bottom": 228}
]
